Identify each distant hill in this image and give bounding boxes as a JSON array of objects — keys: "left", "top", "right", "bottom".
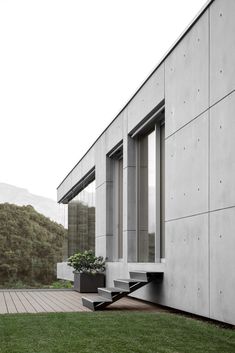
[
  {"left": 0, "top": 183, "right": 67, "bottom": 227},
  {"left": 0, "top": 203, "right": 67, "bottom": 286}
]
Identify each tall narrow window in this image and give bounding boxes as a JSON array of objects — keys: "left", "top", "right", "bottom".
[
  {"left": 108, "top": 144, "right": 123, "bottom": 261},
  {"left": 138, "top": 129, "right": 156, "bottom": 262},
  {"left": 117, "top": 158, "right": 123, "bottom": 258},
  {"left": 160, "top": 123, "right": 165, "bottom": 259},
  {"left": 136, "top": 111, "right": 165, "bottom": 263},
  {"left": 112, "top": 155, "right": 123, "bottom": 260}
]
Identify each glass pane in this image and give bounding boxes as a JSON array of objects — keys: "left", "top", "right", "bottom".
[
  {"left": 68, "top": 179, "right": 95, "bottom": 256},
  {"left": 138, "top": 129, "right": 156, "bottom": 262}
]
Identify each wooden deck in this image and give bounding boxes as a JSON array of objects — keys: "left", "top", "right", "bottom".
[{"left": 0, "top": 290, "right": 163, "bottom": 314}]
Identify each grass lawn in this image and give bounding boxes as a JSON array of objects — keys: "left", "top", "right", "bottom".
[{"left": 0, "top": 311, "right": 234, "bottom": 353}]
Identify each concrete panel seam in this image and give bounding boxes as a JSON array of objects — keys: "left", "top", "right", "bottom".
[
  {"left": 210, "top": 204, "right": 235, "bottom": 215},
  {"left": 165, "top": 107, "right": 210, "bottom": 141},
  {"left": 166, "top": 210, "right": 209, "bottom": 223},
  {"left": 209, "top": 89, "right": 235, "bottom": 111},
  {"left": 166, "top": 204, "right": 235, "bottom": 223},
  {"left": 165, "top": 89, "right": 235, "bottom": 142}
]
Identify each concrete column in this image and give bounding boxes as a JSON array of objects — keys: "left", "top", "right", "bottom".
[{"left": 123, "top": 111, "right": 137, "bottom": 262}]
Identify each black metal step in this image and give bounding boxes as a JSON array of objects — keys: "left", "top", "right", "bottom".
[
  {"left": 82, "top": 270, "right": 164, "bottom": 311},
  {"left": 114, "top": 278, "right": 147, "bottom": 291},
  {"left": 82, "top": 296, "right": 112, "bottom": 311},
  {"left": 129, "top": 271, "right": 164, "bottom": 281},
  {"left": 129, "top": 271, "right": 148, "bottom": 281},
  {"left": 98, "top": 287, "right": 129, "bottom": 300}
]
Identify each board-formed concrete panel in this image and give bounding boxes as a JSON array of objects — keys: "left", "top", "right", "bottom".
[
  {"left": 210, "top": 92, "right": 235, "bottom": 211},
  {"left": 165, "top": 112, "right": 209, "bottom": 221},
  {"left": 210, "top": 0, "right": 235, "bottom": 105},
  {"left": 165, "top": 10, "right": 209, "bottom": 138},
  {"left": 127, "top": 64, "right": 164, "bottom": 133},
  {"left": 165, "top": 213, "right": 209, "bottom": 316},
  {"left": 210, "top": 208, "right": 235, "bottom": 325}
]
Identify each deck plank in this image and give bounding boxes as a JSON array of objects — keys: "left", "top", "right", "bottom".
[
  {"left": 10, "top": 292, "right": 27, "bottom": 313},
  {"left": 4, "top": 292, "right": 17, "bottom": 314},
  {"left": 0, "top": 292, "right": 8, "bottom": 314},
  {"left": 16, "top": 292, "right": 37, "bottom": 313},
  {"left": 33, "top": 292, "right": 68, "bottom": 312},
  {"left": 39, "top": 292, "right": 75, "bottom": 312},
  {"left": 47, "top": 291, "right": 89, "bottom": 312},
  {"left": 0, "top": 289, "right": 162, "bottom": 314},
  {"left": 41, "top": 291, "right": 80, "bottom": 312},
  {"left": 22, "top": 292, "right": 46, "bottom": 313},
  {"left": 29, "top": 292, "right": 55, "bottom": 312}
]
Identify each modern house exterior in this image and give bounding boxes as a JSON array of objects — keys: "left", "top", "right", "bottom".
[{"left": 57, "top": 0, "right": 235, "bottom": 325}]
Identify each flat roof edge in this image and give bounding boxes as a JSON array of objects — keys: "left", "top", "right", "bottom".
[{"left": 57, "top": 0, "right": 214, "bottom": 190}]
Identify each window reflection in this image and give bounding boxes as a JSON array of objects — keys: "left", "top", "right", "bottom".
[{"left": 68, "top": 179, "right": 95, "bottom": 256}]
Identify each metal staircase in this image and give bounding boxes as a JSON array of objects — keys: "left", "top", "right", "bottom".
[{"left": 82, "top": 271, "right": 163, "bottom": 311}]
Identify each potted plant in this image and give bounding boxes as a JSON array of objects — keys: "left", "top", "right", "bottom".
[{"left": 68, "top": 250, "right": 105, "bottom": 293}]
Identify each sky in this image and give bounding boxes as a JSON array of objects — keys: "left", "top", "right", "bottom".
[{"left": 0, "top": 0, "right": 206, "bottom": 200}]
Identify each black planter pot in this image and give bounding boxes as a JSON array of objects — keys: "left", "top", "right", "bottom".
[{"left": 73, "top": 272, "right": 105, "bottom": 293}]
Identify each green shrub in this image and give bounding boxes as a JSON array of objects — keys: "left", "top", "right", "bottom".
[{"left": 68, "top": 250, "right": 105, "bottom": 274}]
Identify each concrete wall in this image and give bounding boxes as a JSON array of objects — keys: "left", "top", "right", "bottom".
[
  {"left": 57, "top": 262, "right": 74, "bottom": 282},
  {"left": 57, "top": 0, "right": 235, "bottom": 325}
]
